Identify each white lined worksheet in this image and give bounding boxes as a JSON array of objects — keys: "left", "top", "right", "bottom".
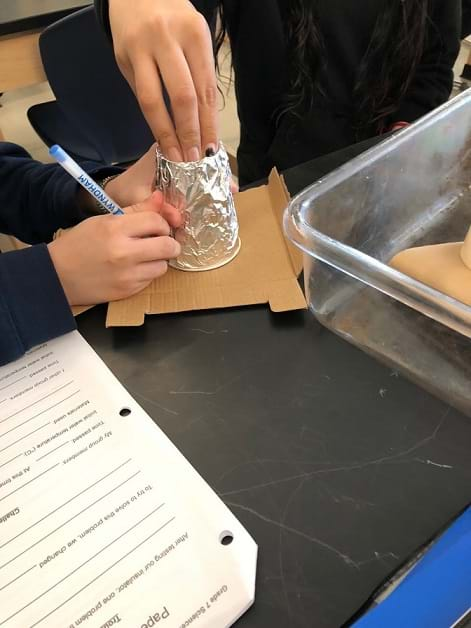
[{"left": 0, "top": 332, "right": 257, "bottom": 628}]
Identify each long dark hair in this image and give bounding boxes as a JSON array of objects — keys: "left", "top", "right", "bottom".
[{"left": 215, "top": 0, "right": 429, "bottom": 133}]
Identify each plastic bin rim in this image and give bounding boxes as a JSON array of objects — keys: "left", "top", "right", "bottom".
[
  {"left": 284, "top": 91, "right": 471, "bottom": 337},
  {"left": 288, "top": 90, "right": 471, "bottom": 215}
]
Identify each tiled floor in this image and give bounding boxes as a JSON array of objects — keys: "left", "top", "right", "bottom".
[{"left": 0, "top": 42, "right": 469, "bottom": 164}]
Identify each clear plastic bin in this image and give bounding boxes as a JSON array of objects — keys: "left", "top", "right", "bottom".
[{"left": 284, "top": 92, "right": 471, "bottom": 416}]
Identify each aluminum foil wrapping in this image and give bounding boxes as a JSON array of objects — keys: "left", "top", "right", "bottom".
[{"left": 155, "top": 143, "right": 240, "bottom": 271}]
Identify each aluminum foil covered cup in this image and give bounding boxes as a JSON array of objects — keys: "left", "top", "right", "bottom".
[{"left": 155, "top": 143, "right": 240, "bottom": 271}]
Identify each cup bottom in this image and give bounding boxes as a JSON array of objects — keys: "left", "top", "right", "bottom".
[{"left": 169, "top": 238, "right": 241, "bottom": 272}]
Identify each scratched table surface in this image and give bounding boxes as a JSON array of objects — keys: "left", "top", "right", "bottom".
[
  {"left": 0, "top": 0, "right": 91, "bottom": 36},
  {"left": 77, "top": 144, "right": 471, "bottom": 628}
]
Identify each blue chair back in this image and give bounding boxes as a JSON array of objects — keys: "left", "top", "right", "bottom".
[{"left": 37, "top": 6, "right": 153, "bottom": 164}]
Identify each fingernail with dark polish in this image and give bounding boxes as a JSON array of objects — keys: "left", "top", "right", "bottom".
[{"left": 205, "top": 145, "right": 216, "bottom": 157}]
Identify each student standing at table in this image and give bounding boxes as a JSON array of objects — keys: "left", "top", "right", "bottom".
[
  {"left": 95, "top": 0, "right": 461, "bottom": 186},
  {"left": 0, "top": 142, "right": 181, "bottom": 366}
]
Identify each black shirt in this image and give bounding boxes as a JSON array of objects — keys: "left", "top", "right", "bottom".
[{"left": 221, "top": 0, "right": 461, "bottom": 183}]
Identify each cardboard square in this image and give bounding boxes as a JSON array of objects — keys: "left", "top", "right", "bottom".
[{"left": 105, "top": 169, "right": 306, "bottom": 327}]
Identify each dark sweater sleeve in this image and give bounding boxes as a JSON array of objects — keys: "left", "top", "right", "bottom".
[
  {"left": 0, "top": 143, "right": 120, "bottom": 365},
  {"left": 394, "top": 0, "right": 461, "bottom": 123},
  {"left": 0, "top": 142, "right": 120, "bottom": 244},
  {"left": 94, "top": 0, "right": 112, "bottom": 40},
  {"left": 0, "top": 245, "right": 76, "bottom": 366},
  {"left": 463, "top": 0, "right": 471, "bottom": 38}
]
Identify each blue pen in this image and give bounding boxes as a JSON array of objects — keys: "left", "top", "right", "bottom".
[{"left": 49, "top": 145, "right": 124, "bottom": 215}]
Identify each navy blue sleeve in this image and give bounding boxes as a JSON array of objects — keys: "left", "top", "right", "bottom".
[
  {"left": 0, "top": 142, "right": 120, "bottom": 244},
  {"left": 0, "top": 142, "right": 121, "bottom": 365},
  {"left": 0, "top": 245, "right": 76, "bottom": 366},
  {"left": 463, "top": 0, "right": 471, "bottom": 38}
]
